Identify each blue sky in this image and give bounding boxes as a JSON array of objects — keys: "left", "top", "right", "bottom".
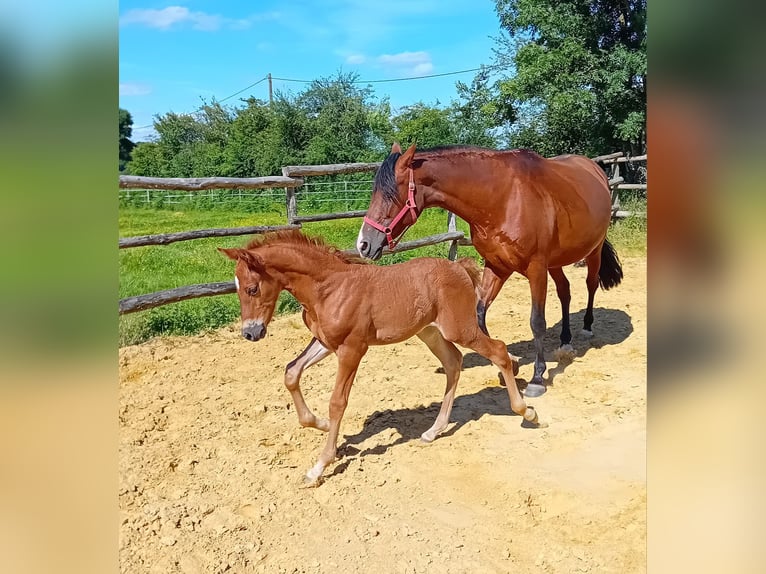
[{"left": 119, "top": 1, "right": 502, "bottom": 141}]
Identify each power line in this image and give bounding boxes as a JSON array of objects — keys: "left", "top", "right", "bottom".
[
  {"left": 134, "top": 75, "right": 269, "bottom": 130},
  {"left": 133, "top": 66, "right": 497, "bottom": 131},
  {"left": 272, "top": 66, "right": 493, "bottom": 85}
]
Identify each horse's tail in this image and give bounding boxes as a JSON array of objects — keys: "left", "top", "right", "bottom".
[
  {"left": 599, "top": 238, "right": 623, "bottom": 290},
  {"left": 456, "top": 257, "right": 482, "bottom": 292}
]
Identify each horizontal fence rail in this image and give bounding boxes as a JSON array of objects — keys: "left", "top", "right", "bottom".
[
  {"left": 120, "top": 281, "right": 236, "bottom": 315},
  {"left": 119, "top": 175, "right": 303, "bottom": 190},
  {"left": 119, "top": 224, "right": 301, "bottom": 249},
  {"left": 119, "top": 151, "right": 645, "bottom": 315}
]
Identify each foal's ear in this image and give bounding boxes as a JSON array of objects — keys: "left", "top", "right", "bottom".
[
  {"left": 391, "top": 141, "right": 402, "bottom": 154},
  {"left": 218, "top": 247, "right": 243, "bottom": 261},
  {"left": 217, "top": 247, "right": 264, "bottom": 270},
  {"left": 398, "top": 143, "right": 417, "bottom": 169}
]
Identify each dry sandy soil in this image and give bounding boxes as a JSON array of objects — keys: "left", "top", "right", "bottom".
[{"left": 119, "top": 258, "right": 646, "bottom": 574}]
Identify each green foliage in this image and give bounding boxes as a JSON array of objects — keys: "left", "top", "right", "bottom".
[
  {"left": 119, "top": 107, "right": 135, "bottom": 171},
  {"left": 492, "top": 0, "right": 646, "bottom": 155}
]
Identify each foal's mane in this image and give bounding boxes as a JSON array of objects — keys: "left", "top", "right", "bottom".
[{"left": 245, "top": 229, "right": 368, "bottom": 265}]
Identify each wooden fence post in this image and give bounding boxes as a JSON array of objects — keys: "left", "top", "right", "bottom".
[
  {"left": 447, "top": 211, "right": 458, "bottom": 261},
  {"left": 285, "top": 186, "right": 297, "bottom": 224}
]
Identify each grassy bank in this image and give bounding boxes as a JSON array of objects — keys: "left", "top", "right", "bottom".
[{"left": 119, "top": 199, "right": 645, "bottom": 346}]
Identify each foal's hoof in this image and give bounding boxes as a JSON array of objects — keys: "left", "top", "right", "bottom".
[
  {"left": 524, "top": 383, "right": 547, "bottom": 397},
  {"left": 301, "top": 474, "right": 324, "bottom": 489},
  {"left": 420, "top": 431, "right": 436, "bottom": 444}
]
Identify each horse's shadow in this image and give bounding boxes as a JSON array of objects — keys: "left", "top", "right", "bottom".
[
  {"left": 335, "top": 386, "right": 524, "bottom": 466},
  {"left": 462, "top": 308, "right": 633, "bottom": 388}
]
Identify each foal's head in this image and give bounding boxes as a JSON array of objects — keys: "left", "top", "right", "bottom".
[
  {"left": 219, "top": 247, "right": 282, "bottom": 342},
  {"left": 357, "top": 142, "right": 419, "bottom": 260}
]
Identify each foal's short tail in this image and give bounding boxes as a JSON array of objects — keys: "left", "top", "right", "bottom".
[
  {"left": 599, "top": 238, "right": 623, "bottom": 290},
  {"left": 456, "top": 257, "right": 482, "bottom": 291}
]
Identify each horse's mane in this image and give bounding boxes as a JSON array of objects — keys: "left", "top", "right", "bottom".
[
  {"left": 245, "top": 229, "right": 368, "bottom": 265},
  {"left": 373, "top": 151, "right": 401, "bottom": 202}
]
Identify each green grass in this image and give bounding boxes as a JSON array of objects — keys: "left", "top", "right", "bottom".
[{"left": 119, "top": 200, "right": 645, "bottom": 346}]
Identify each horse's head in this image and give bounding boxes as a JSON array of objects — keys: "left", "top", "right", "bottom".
[
  {"left": 357, "top": 142, "right": 419, "bottom": 260},
  {"left": 219, "top": 247, "right": 282, "bottom": 342}
]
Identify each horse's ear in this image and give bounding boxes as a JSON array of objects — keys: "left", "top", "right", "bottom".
[
  {"left": 218, "top": 247, "right": 242, "bottom": 261},
  {"left": 391, "top": 142, "right": 402, "bottom": 154},
  {"left": 398, "top": 143, "right": 417, "bottom": 169},
  {"left": 239, "top": 250, "right": 265, "bottom": 271}
]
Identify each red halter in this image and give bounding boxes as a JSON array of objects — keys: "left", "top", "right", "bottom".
[{"left": 363, "top": 168, "right": 419, "bottom": 250}]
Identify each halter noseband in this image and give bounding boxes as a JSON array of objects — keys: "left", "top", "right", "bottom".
[{"left": 363, "top": 168, "right": 419, "bottom": 250}]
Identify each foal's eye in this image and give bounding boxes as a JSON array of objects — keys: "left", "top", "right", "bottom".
[{"left": 245, "top": 285, "right": 260, "bottom": 296}]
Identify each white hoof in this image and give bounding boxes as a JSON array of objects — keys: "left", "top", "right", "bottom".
[
  {"left": 581, "top": 329, "right": 593, "bottom": 338},
  {"left": 553, "top": 344, "right": 575, "bottom": 362},
  {"left": 420, "top": 431, "right": 436, "bottom": 443}
]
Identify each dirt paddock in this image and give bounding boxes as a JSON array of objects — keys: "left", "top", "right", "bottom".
[{"left": 119, "top": 257, "right": 646, "bottom": 573}]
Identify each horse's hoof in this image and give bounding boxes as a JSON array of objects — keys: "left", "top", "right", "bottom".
[
  {"left": 316, "top": 418, "right": 330, "bottom": 432},
  {"left": 554, "top": 344, "right": 575, "bottom": 362},
  {"left": 524, "top": 383, "right": 547, "bottom": 397},
  {"left": 420, "top": 432, "right": 436, "bottom": 443},
  {"left": 581, "top": 329, "right": 593, "bottom": 338},
  {"left": 301, "top": 474, "right": 324, "bottom": 489}
]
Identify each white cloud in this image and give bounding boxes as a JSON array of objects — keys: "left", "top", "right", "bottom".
[
  {"left": 119, "top": 82, "right": 151, "bottom": 96},
  {"left": 119, "top": 6, "right": 277, "bottom": 31},
  {"left": 345, "top": 53, "right": 366, "bottom": 65},
  {"left": 377, "top": 51, "right": 434, "bottom": 76}
]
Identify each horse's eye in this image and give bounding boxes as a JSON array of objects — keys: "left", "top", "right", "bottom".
[{"left": 245, "top": 285, "right": 259, "bottom": 296}]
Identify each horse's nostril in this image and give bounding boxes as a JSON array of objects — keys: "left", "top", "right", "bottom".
[
  {"left": 243, "top": 330, "right": 254, "bottom": 341},
  {"left": 359, "top": 241, "right": 369, "bottom": 255}
]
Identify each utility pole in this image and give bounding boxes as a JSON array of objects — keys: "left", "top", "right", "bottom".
[{"left": 268, "top": 73, "right": 273, "bottom": 106}]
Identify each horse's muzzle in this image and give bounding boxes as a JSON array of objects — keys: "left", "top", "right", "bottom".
[
  {"left": 242, "top": 322, "right": 266, "bottom": 342},
  {"left": 356, "top": 227, "right": 385, "bottom": 261}
]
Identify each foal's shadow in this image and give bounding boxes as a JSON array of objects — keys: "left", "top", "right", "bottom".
[
  {"left": 462, "top": 308, "right": 634, "bottom": 388},
  {"left": 337, "top": 386, "right": 522, "bottom": 462}
]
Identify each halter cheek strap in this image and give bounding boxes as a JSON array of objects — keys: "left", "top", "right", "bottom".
[{"left": 363, "top": 168, "right": 419, "bottom": 250}]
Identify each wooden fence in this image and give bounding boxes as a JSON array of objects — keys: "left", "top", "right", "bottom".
[{"left": 119, "top": 152, "right": 646, "bottom": 315}]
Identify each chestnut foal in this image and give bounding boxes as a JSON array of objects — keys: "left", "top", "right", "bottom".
[{"left": 220, "top": 230, "right": 539, "bottom": 486}]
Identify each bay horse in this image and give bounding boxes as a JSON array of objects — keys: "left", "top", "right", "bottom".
[
  {"left": 220, "top": 230, "right": 539, "bottom": 486},
  {"left": 357, "top": 143, "right": 623, "bottom": 398}
]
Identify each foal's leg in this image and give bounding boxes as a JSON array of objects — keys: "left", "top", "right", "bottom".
[
  {"left": 477, "top": 265, "right": 509, "bottom": 335},
  {"left": 416, "top": 326, "right": 463, "bottom": 443},
  {"left": 582, "top": 245, "right": 603, "bottom": 337},
  {"left": 304, "top": 345, "right": 365, "bottom": 486},
  {"left": 549, "top": 267, "right": 575, "bottom": 356},
  {"left": 458, "top": 331, "right": 538, "bottom": 425},
  {"left": 525, "top": 258, "right": 549, "bottom": 397},
  {"left": 284, "top": 338, "right": 332, "bottom": 432}
]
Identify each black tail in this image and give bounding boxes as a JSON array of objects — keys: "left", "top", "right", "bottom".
[{"left": 599, "top": 238, "right": 623, "bottom": 290}]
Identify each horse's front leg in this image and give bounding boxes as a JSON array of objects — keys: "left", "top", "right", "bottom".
[
  {"left": 304, "top": 344, "right": 365, "bottom": 487},
  {"left": 284, "top": 338, "right": 332, "bottom": 431},
  {"left": 525, "top": 259, "right": 549, "bottom": 397},
  {"left": 477, "top": 265, "right": 509, "bottom": 336}
]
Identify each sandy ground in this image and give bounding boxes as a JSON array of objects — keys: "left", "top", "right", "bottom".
[{"left": 119, "top": 257, "right": 646, "bottom": 574}]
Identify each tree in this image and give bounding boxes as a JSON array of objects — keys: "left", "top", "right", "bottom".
[
  {"left": 491, "top": 0, "right": 646, "bottom": 156},
  {"left": 119, "top": 108, "right": 135, "bottom": 171},
  {"left": 296, "top": 71, "right": 389, "bottom": 164},
  {"left": 391, "top": 103, "right": 457, "bottom": 149}
]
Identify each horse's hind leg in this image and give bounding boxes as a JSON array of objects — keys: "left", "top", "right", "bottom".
[
  {"left": 459, "top": 332, "right": 538, "bottom": 425},
  {"left": 582, "top": 245, "right": 603, "bottom": 337},
  {"left": 549, "top": 267, "right": 573, "bottom": 354},
  {"left": 416, "top": 326, "right": 463, "bottom": 443},
  {"left": 285, "top": 338, "right": 332, "bottom": 432}
]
